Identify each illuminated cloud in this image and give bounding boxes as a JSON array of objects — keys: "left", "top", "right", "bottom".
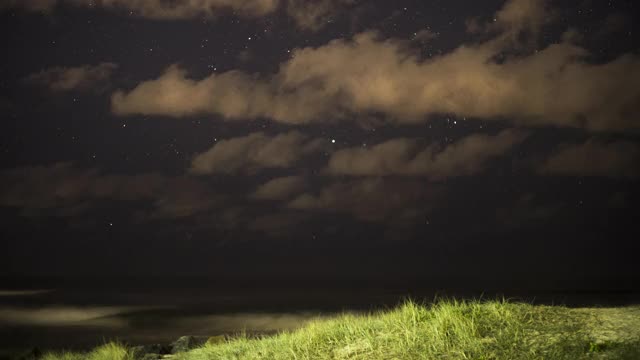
[
  {"left": 537, "top": 139, "right": 640, "bottom": 178},
  {"left": 24, "top": 62, "right": 118, "bottom": 92},
  {"left": 110, "top": 0, "right": 640, "bottom": 131},
  {"left": 190, "top": 132, "right": 325, "bottom": 175},
  {"left": 326, "top": 129, "right": 527, "bottom": 179},
  {"left": 110, "top": 64, "right": 337, "bottom": 122}
]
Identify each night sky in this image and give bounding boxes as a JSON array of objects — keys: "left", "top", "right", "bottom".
[{"left": 1, "top": 0, "right": 639, "bottom": 292}]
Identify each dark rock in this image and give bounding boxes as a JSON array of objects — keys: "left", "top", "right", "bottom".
[
  {"left": 140, "top": 354, "right": 162, "bottom": 360},
  {"left": 170, "top": 336, "right": 207, "bottom": 353},
  {"left": 130, "top": 344, "right": 170, "bottom": 359}
]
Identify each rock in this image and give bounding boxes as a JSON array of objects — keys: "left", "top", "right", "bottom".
[
  {"left": 140, "top": 354, "right": 162, "bottom": 360},
  {"left": 130, "top": 344, "right": 170, "bottom": 359},
  {"left": 170, "top": 336, "right": 206, "bottom": 353}
]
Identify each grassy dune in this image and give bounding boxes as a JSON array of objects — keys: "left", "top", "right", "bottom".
[{"left": 42, "top": 299, "right": 640, "bottom": 360}]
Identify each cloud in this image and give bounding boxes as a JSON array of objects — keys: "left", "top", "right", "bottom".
[
  {"left": 492, "top": 193, "right": 571, "bottom": 231},
  {"left": 252, "top": 176, "right": 306, "bottom": 200},
  {"left": 247, "top": 212, "right": 308, "bottom": 237},
  {"left": 0, "top": 0, "right": 57, "bottom": 12},
  {"left": 88, "top": 0, "right": 278, "bottom": 18},
  {"left": 1, "top": 0, "right": 349, "bottom": 31},
  {"left": 537, "top": 139, "right": 640, "bottom": 178},
  {"left": 412, "top": 29, "right": 438, "bottom": 42},
  {"left": 286, "top": 0, "right": 354, "bottom": 31},
  {"left": 190, "top": 132, "right": 324, "bottom": 175},
  {"left": 24, "top": 63, "right": 118, "bottom": 92},
  {"left": 326, "top": 129, "right": 526, "bottom": 179},
  {"left": 287, "top": 178, "right": 441, "bottom": 222},
  {"left": 110, "top": 64, "right": 338, "bottom": 122},
  {"left": 2, "top": 0, "right": 278, "bottom": 17},
  {"left": 596, "top": 13, "right": 631, "bottom": 40},
  {"left": 110, "top": 0, "right": 640, "bottom": 131},
  {"left": 488, "top": 0, "right": 550, "bottom": 42},
  {"left": 0, "top": 97, "right": 13, "bottom": 111},
  {"left": 146, "top": 177, "right": 221, "bottom": 219},
  {"left": 0, "top": 162, "right": 218, "bottom": 219}
]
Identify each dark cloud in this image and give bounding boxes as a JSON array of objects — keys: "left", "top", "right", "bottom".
[
  {"left": 596, "top": 13, "right": 631, "bottom": 40},
  {"left": 286, "top": 0, "right": 355, "bottom": 31},
  {"left": 326, "top": 129, "right": 526, "bottom": 179},
  {"left": 495, "top": 193, "right": 566, "bottom": 230},
  {"left": 251, "top": 176, "right": 306, "bottom": 200},
  {"left": 0, "top": 162, "right": 218, "bottom": 219},
  {"left": 0, "top": 0, "right": 56, "bottom": 12},
  {"left": 537, "top": 139, "right": 640, "bottom": 178},
  {"left": 1, "top": 0, "right": 350, "bottom": 31},
  {"left": 412, "top": 29, "right": 438, "bottom": 42},
  {"left": 287, "top": 178, "right": 442, "bottom": 222},
  {"left": 142, "top": 177, "right": 221, "bottom": 219},
  {"left": 560, "top": 28, "right": 584, "bottom": 44},
  {"left": 190, "top": 131, "right": 325, "bottom": 175},
  {"left": 0, "top": 97, "right": 12, "bottom": 111},
  {"left": 247, "top": 212, "right": 308, "bottom": 237},
  {"left": 24, "top": 63, "right": 118, "bottom": 92},
  {"left": 1, "top": 0, "right": 278, "bottom": 18},
  {"left": 467, "top": 0, "right": 551, "bottom": 45}
]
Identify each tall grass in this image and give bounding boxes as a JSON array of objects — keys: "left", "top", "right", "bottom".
[
  {"left": 42, "top": 299, "right": 640, "bottom": 360},
  {"left": 42, "top": 342, "right": 132, "bottom": 360}
]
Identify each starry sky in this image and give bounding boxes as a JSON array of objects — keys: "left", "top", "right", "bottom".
[{"left": 0, "top": 0, "right": 638, "bottom": 291}]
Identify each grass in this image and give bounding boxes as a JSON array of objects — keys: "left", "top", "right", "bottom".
[
  {"left": 42, "top": 299, "right": 640, "bottom": 360},
  {"left": 41, "top": 343, "right": 130, "bottom": 360}
]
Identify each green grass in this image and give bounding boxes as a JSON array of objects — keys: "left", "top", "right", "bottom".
[
  {"left": 41, "top": 342, "right": 130, "bottom": 360},
  {"left": 42, "top": 299, "right": 640, "bottom": 360}
]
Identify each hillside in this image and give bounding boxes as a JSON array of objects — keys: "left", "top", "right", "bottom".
[{"left": 41, "top": 300, "right": 640, "bottom": 360}]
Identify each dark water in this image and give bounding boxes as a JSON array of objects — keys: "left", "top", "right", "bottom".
[{"left": 1, "top": 286, "right": 639, "bottom": 356}]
